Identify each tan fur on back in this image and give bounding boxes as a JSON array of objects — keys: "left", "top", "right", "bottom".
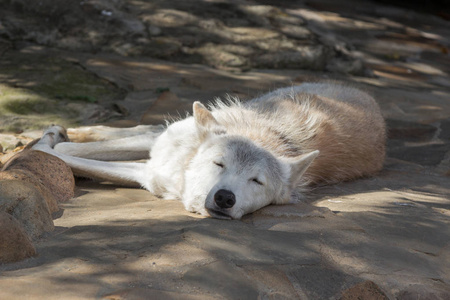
[{"left": 212, "top": 84, "right": 386, "bottom": 185}]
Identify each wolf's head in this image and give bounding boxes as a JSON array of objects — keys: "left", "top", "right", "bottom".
[{"left": 182, "top": 102, "right": 319, "bottom": 219}]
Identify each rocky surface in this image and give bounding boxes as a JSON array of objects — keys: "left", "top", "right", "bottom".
[
  {"left": 1, "top": 149, "right": 75, "bottom": 212},
  {"left": 0, "top": 180, "right": 55, "bottom": 240},
  {"left": 0, "top": 211, "right": 37, "bottom": 263},
  {"left": 0, "top": 0, "right": 449, "bottom": 299},
  {"left": 0, "top": 0, "right": 364, "bottom": 73},
  {"left": 0, "top": 148, "right": 75, "bottom": 260}
]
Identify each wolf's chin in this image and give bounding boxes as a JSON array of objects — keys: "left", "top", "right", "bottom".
[{"left": 206, "top": 208, "right": 232, "bottom": 220}]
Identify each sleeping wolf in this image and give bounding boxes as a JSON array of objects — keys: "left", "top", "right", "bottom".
[{"left": 33, "top": 82, "right": 386, "bottom": 219}]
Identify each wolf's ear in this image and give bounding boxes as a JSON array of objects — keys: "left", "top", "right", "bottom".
[
  {"left": 285, "top": 150, "right": 319, "bottom": 188},
  {"left": 193, "top": 101, "right": 226, "bottom": 138}
]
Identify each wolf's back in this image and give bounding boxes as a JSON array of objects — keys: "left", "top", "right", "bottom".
[{"left": 246, "top": 82, "right": 386, "bottom": 184}]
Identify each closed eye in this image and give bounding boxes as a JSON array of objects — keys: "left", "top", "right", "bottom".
[
  {"left": 214, "top": 161, "right": 224, "bottom": 168},
  {"left": 251, "top": 178, "right": 263, "bottom": 185}
]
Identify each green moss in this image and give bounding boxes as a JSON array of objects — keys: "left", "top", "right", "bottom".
[
  {"left": 0, "top": 85, "right": 44, "bottom": 114},
  {"left": 1, "top": 54, "right": 125, "bottom": 104},
  {"left": 26, "top": 63, "right": 120, "bottom": 103},
  {"left": 3, "top": 98, "right": 47, "bottom": 115},
  {"left": 0, "top": 52, "right": 126, "bottom": 133},
  {"left": 0, "top": 84, "right": 77, "bottom": 132}
]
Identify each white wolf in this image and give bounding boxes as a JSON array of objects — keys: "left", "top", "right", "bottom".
[{"left": 33, "top": 82, "right": 386, "bottom": 219}]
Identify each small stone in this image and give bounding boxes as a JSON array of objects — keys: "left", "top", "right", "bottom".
[
  {"left": 192, "top": 43, "right": 248, "bottom": 69},
  {"left": 0, "top": 134, "right": 29, "bottom": 152},
  {"left": 340, "top": 281, "right": 389, "bottom": 300},
  {"left": 141, "top": 91, "right": 191, "bottom": 125},
  {"left": 279, "top": 25, "right": 312, "bottom": 39},
  {"left": 0, "top": 212, "right": 37, "bottom": 263},
  {"left": 112, "top": 102, "right": 130, "bottom": 116}
]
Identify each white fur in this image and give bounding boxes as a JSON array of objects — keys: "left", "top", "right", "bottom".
[{"left": 33, "top": 82, "right": 385, "bottom": 219}]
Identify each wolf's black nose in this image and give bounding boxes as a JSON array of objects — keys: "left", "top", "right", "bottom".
[{"left": 214, "top": 189, "right": 236, "bottom": 209}]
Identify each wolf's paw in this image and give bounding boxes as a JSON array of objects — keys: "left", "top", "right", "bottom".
[{"left": 37, "top": 125, "right": 70, "bottom": 149}]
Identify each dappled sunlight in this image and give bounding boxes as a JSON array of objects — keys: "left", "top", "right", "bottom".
[{"left": 1, "top": 0, "right": 450, "bottom": 299}]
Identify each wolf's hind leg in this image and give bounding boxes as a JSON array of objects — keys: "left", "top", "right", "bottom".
[
  {"left": 54, "top": 133, "right": 160, "bottom": 161},
  {"left": 32, "top": 126, "right": 148, "bottom": 187},
  {"left": 67, "top": 125, "right": 165, "bottom": 142}
]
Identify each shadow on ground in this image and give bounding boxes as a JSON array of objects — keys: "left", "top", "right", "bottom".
[{"left": 1, "top": 0, "right": 450, "bottom": 299}]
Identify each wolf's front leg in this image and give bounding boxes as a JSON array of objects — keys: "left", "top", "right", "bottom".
[{"left": 32, "top": 126, "right": 148, "bottom": 187}]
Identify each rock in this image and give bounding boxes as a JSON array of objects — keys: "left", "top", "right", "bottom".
[
  {"left": 103, "top": 288, "right": 216, "bottom": 300},
  {"left": 241, "top": 265, "right": 300, "bottom": 299},
  {"left": 19, "top": 130, "right": 45, "bottom": 140},
  {"left": 190, "top": 43, "right": 249, "bottom": 69},
  {"left": 340, "top": 281, "right": 389, "bottom": 300},
  {"left": 182, "top": 261, "right": 259, "bottom": 299},
  {"left": 326, "top": 57, "right": 366, "bottom": 75},
  {"left": 182, "top": 221, "right": 321, "bottom": 265},
  {"left": 0, "top": 134, "right": 31, "bottom": 152},
  {"left": 287, "top": 265, "right": 361, "bottom": 299},
  {"left": 386, "top": 119, "right": 438, "bottom": 142},
  {"left": 254, "top": 46, "right": 331, "bottom": 69},
  {"left": 0, "top": 212, "right": 37, "bottom": 263},
  {"left": 148, "top": 25, "right": 162, "bottom": 36},
  {"left": 388, "top": 143, "right": 450, "bottom": 166},
  {"left": 0, "top": 152, "right": 16, "bottom": 167},
  {"left": 0, "top": 169, "right": 59, "bottom": 214},
  {"left": 0, "top": 0, "right": 359, "bottom": 72},
  {"left": 143, "top": 9, "right": 198, "bottom": 28},
  {"left": 228, "top": 27, "right": 281, "bottom": 43},
  {"left": 396, "top": 284, "right": 450, "bottom": 300},
  {"left": 1, "top": 149, "right": 75, "bottom": 209},
  {"left": 74, "top": 103, "right": 121, "bottom": 124},
  {"left": 144, "top": 37, "right": 182, "bottom": 59},
  {"left": 112, "top": 102, "right": 130, "bottom": 116},
  {"left": 279, "top": 25, "right": 312, "bottom": 40},
  {"left": 440, "top": 118, "right": 450, "bottom": 141},
  {"left": 0, "top": 180, "right": 54, "bottom": 240},
  {"left": 141, "top": 91, "right": 191, "bottom": 125}
]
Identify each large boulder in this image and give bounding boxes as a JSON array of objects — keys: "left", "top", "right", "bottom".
[
  {"left": 0, "top": 180, "right": 54, "bottom": 240},
  {"left": 1, "top": 149, "right": 75, "bottom": 211},
  {"left": 0, "top": 147, "right": 76, "bottom": 263},
  {"left": 0, "top": 212, "right": 37, "bottom": 264}
]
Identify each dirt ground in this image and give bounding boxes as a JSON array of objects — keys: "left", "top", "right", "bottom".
[{"left": 0, "top": 0, "right": 449, "bottom": 299}]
